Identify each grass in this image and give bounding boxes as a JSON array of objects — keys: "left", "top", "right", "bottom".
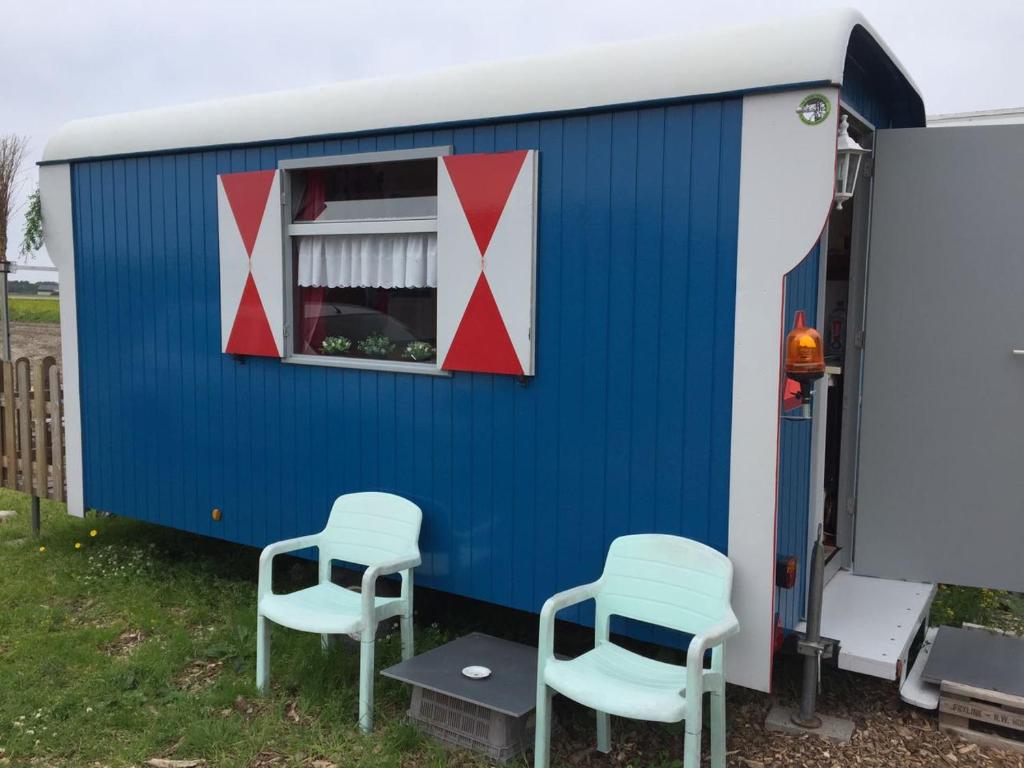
[
  {"left": 0, "top": 491, "right": 467, "bottom": 768},
  {"left": 0, "top": 493, "right": 699, "bottom": 768},
  {"left": 8, "top": 296, "right": 60, "bottom": 325},
  {"left": 931, "top": 583, "right": 1024, "bottom": 635},
  {"left": 10, "top": 490, "right": 1018, "bottom": 767}
]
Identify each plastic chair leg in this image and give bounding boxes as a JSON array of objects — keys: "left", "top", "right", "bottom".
[
  {"left": 400, "top": 612, "right": 414, "bottom": 661},
  {"left": 596, "top": 711, "right": 611, "bottom": 753},
  {"left": 256, "top": 615, "right": 271, "bottom": 693},
  {"left": 534, "top": 684, "right": 553, "bottom": 768},
  {"left": 710, "top": 689, "right": 726, "bottom": 768},
  {"left": 358, "top": 635, "right": 375, "bottom": 733},
  {"left": 683, "top": 725, "right": 702, "bottom": 768}
]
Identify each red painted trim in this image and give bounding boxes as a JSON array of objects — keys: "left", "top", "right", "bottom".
[
  {"left": 226, "top": 273, "right": 280, "bottom": 357},
  {"left": 443, "top": 151, "right": 528, "bottom": 256},
  {"left": 442, "top": 273, "right": 523, "bottom": 375},
  {"left": 221, "top": 170, "right": 276, "bottom": 257}
]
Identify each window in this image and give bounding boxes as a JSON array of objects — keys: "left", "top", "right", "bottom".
[
  {"left": 216, "top": 146, "right": 538, "bottom": 374},
  {"left": 281, "top": 148, "right": 448, "bottom": 371}
]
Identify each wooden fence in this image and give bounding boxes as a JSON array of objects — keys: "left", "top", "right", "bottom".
[{"left": 0, "top": 357, "right": 65, "bottom": 502}]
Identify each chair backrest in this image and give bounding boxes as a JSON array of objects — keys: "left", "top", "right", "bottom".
[
  {"left": 320, "top": 492, "right": 422, "bottom": 568},
  {"left": 596, "top": 534, "right": 733, "bottom": 636}
]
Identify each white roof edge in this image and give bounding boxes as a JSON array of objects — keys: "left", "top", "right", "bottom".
[
  {"left": 43, "top": 8, "right": 918, "bottom": 163},
  {"left": 928, "top": 107, "right": 1024, "bottom": 126}
]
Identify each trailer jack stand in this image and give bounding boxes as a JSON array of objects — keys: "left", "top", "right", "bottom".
[
  {"left": 765, "top": 526, "right": 852, "bottom": 743},
  {"left": 793, "top": 525, "right": 833, "bottom": 728}
]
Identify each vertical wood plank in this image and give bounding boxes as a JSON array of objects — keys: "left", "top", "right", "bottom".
[
  {"left": 48, "top": 364, "right": 65, "bottom": 502},
  {"left": 33, "top": 359, "right": 48, "bottom": 497},
  {"left": 16, "top": 360, "right": 31, "bottom": 494},
  {"left": 1, "top": 362, "right": 13, "bottom": 487}
]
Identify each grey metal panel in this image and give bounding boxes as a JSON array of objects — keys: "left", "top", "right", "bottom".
[
  {"left": 855, "top": 125, "right": 1024, "bottom": 590},
  {"left": 922, "top": 626, "right": 1024, "bottom": 698}
]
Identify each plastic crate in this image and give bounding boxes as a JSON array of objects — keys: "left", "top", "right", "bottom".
[{"left": 408, "top": 685, "right": 534, "bottom": 763}]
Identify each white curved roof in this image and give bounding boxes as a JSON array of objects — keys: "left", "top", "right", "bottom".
[{"left": 43, "top": 8, "right": 919, "bottom": 163}]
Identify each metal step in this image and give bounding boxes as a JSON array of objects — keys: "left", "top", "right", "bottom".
[
  {"left": 796, "top": 569, "right": 936, "bottom": 680},
  {"left": 900, "top": 626, "right": 939, "bottom": 709}
]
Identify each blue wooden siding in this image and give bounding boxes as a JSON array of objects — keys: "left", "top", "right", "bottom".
[
  {"left": 843, "top": 26, "right": 926, "bottom": 129},
  {"left": 71, "top": 100, "right": 743, "bottom": 624},
  {"left": 775, "top": 245, "right": 820, "bottom": 631}
]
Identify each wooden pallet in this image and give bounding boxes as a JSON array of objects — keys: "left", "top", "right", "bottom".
[{"left": 939, "top": 681, "right": 1024, "bottom": 754}]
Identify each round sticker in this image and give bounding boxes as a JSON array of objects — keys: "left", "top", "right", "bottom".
[{"left": 796, "top": 94, "right": 832, "bottom": 126}]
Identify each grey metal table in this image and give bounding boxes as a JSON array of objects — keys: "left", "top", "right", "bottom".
[
  {"left": 381, "top": 632, "right": 539, "bottom": 762},
  {"left": 923, "top": 625, "right": 1024, "bottom": 697}
]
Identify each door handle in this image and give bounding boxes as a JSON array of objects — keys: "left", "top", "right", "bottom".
[{"left": 1014, "top": 350, "right": 1024, "bottom": 356}]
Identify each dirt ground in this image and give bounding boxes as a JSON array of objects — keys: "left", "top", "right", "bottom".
[
  {"left": 539, "top": 655, "right": 1024, "bottom": 767},
  {"left": 10, "top": 321, "right": 61, "bottom": 361}
]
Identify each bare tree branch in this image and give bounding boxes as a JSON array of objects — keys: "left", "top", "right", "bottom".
[{"left": 0, "top": 135, "right": 30, "bottom": 264}]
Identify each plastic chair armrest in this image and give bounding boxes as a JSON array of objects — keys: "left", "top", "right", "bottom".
[
  {"left": 257, "top": 534, "right": 321, "bottom": 601},
  {"left": 538, "top": 581, "right": 603, "bottom": 664},
  {"left": 360, "top": 553, "right": 422, "bottom": 629},
  {"left": 685, "top": 610, "right": 740, "bottom": 698}
]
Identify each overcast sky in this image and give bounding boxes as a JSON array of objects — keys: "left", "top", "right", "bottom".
[{"left": 3, "top": 0, "right": 1021, "bottom": 278}]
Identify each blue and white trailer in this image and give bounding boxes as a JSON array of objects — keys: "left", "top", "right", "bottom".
[{"left": 38, "top": 9, "right": 1024, "bottom": 695}]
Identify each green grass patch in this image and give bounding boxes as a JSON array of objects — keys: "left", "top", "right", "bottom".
[
  {"left": 8, "top": 296, "right": 60, "bottom": 324},
  {"left": 0, "top": 491, "right": 466, "bottom": 768},
  {"left": 2, "top": 489, "right": 913, "bottom": 767},
  {"left": 930, "top": 584, "right": 1024, "bottom": 634}
]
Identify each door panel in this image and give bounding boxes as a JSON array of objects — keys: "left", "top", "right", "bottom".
[{"left": 855, "top": 125, "right": 1024, "bottom": 591}]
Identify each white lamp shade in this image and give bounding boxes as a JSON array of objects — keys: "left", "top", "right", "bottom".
[{"left": 835, "top": 114, "right": 870, "bottom": 210}]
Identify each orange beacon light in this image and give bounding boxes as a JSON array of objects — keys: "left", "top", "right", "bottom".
[{"left": 784, "top": 310, "right": 826, "bottom": 412}]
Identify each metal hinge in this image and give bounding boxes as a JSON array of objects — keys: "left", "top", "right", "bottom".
[
  {"left": 854, "top": 329, "right": 865, "bottom": 349},
  {"left": 846, "top": 496, "right": 856, "bottom": 517}
]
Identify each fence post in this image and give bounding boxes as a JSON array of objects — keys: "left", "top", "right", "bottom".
[
  {"left": 48, "top": 362, "right": 64, "bottom": 503},
  {"left": 16, "top": 360, "right": 30, "bottom": 495},
  {"left": 29, "top": 359, "right": 49, "bottom": 536},
  {"left": 0, "top": 361, "right": 11, "bottom": 488}
]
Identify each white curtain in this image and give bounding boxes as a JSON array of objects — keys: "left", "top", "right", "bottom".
[{"left": 296, "top": 233, "right": 437, "bottom": 289}]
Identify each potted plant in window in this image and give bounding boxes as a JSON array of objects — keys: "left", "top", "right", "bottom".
[
  {"left": 404, "top": 341, "right": 435, "bottom": 362},
  {"left": 320, "top": 336, "right": 351, "bottom": 356},
  {"left": 357, "top": 333, "right": 395, "bottom": 358}
]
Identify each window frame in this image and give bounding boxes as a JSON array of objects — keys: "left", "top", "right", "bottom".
[{"left": 279, "top": 146, "right": 451, "bottom": 376}]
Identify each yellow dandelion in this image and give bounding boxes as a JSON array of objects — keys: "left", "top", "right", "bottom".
[
  {"left": 74, "top": 542, "right": 82, "bottom": 550},
  {"left": 38, "top": 546, "right": 46, "bottom": 553},
  {"left": 89, "top": 529, "right": 98, "bottom": 538}
]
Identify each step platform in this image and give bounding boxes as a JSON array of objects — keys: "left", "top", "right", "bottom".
[{"left": 797, "top": 570, "right": 936, "bottom": 680}]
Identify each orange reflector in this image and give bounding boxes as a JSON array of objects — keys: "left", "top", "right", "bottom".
[
  {"left": 776, "top": 555, "right": 799, "bottom": 589},
  {"left": 211, "top": 508, "right": 222, "bottom": 522}
]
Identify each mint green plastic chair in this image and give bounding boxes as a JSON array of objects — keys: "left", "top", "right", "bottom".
[
  {"left": 534, "top": 534, "right": 739, "bottom": 768},
  {"left": 256, "top": 492, "right": 422, "bottom": 732}
]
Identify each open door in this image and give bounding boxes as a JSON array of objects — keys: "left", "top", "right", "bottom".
[{"left": 854, "top": 124, "right": 1024, "bottom": 592}]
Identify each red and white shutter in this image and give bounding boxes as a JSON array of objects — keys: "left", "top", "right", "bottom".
[
  {"left": 437, "top": 150, "right": 537, "bottom": 376},
  {"left": 217, "top": 170, "right": 284, "bottom": 357}
]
